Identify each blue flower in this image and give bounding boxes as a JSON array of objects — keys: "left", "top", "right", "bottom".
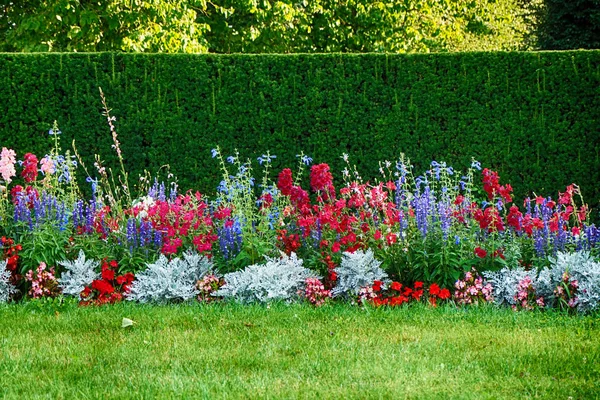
[
  {"left": 471, "top": 160, "right": 482, "bottom": 171},
  {"left": 49, "top": 129, "right": 61, "bottom": 135},
  {"left": 297, "top": 154, "right": 313, "bottom": 166},
  {"left": 227, "top": 156, "right": 235, "bottom": 164},
  {"left": 211, "top": 149, "right": 218, "bottom": 158},
  {"left": 86, "top": 176, "right": 98, "bottom": 194}
]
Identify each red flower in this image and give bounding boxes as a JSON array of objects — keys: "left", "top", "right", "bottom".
[
  {"left": 328, "top": 271, "right": 337, "bottom": 283},
  {"left": 310, "top": 163, "right": 334, "bottom": 193},
  {"left": 81, "top": 287, "right": 92, "bottom": 298},
  {"left": 331, "top": 242, "right": 341, "bottom": 253},
  {"left": 492, "top": 248, "right": 506, "bottom": 260},
  {"left": 116, "top": 272, "right": 135, "bottom": 286},
  {"left": 91, "top": 279, "right": 114, "bottom": 295},
  {"left": 507, "top": 205, "right": 523, "bottom": 232},
  {"left": 474, "top": 247, "right": 487, "bottom": 258},
  {"left": 385, "top": 232, "right": 397, "bottom": 246},
  {"left": 277, "top": 168, "right": 293, "bottom": 196},
  {"left": 259, "top": 193, "right": 274, "bottom": 209},
  {"left": 414, "top": 281, "right": 423, "bottom": 289},
  {"left": 438, "top": 288, "right": 451, "bottom": 300},
  {"left": 390, "top": 281, "right": 402, "bottom": 291},
  {"left": 290, "top": 186, "right": 310, "bottom": 209},
  {"left": 101, "top": 268, "right": 115, "bottom": 281},
  {"left": 21, "top": 153, "right": 38, "bottom": 183},
  {"left": 373, "top": 280, "right": 383, "bottom": 292},
  {"left": 429, "top": 283, "right": 441, "bottom": 296},
  {"left": 213, "top": 207, "right": 232, "bottom": 220}
]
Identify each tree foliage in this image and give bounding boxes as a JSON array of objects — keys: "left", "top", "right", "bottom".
[
  {"left": 0, "top": 0, "right": 210, "bottom": 52},
  {"left": 199, "top": 0, "right": 535, "bottom": 53},
  {"left": 1, "top": 0, "right": 537, "bottom": 53}
]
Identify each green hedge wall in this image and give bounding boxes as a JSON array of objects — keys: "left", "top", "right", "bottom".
[{"left": 0, "top": 52, "right": 599, "bottom": 214}]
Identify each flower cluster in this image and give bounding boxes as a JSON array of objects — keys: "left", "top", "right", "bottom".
[
  {"left": 357, "top": 285, "right": 378, "bottom": 303},
  {"left": 133, "top": 192, "right": 216, "bottom": 256},
  {"left": 80, "top": 259, "right": 134, "bottom": 305},
  {"left": 299, "top": 277, "right": 331, "bottom": 306},
  {"left": 513, "top": 276, "right": 545, "bottom": 311},
  {"left": 21, "top": 153, "right": 38, "bottom": 183},
  {"left": 482, "top": 168, "right": 512, "bottom": 203},
  {"left": 553, "top": 271, "right": 578, "bottom": 311},
  {"left": 0, "top": 147, "right": 16, "bottom": 184},
  {"left": 366, "top": 281, "right": 425, "bottom": 307},
  {"left": 24, "top": 262, "right": 60, "bottom": 299},
  {"left": 0, "top": 139, "right": 599, "bottom": 314},
  {"left": 196, "top": 274, "right": 224, "bottom": 303},
  {"left": 428, "top": 283, "right": 451, "bottom": 306},
  {"left": 454, "top": 269, "right": 493, "bottom": 305},
  {"left": 1, "top": 236, "right": 22, "bottom": 286}
]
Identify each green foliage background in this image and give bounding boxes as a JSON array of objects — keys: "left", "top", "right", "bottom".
[
  {"left": 0, "top": 52, "right": 599, "bottom": 214},
  {"left": 1, "top": 0, "right": 535, "bottom": 53}
]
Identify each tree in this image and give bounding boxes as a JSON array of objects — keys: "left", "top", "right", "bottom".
[
  {"left": 197, "top": 0, "right": 537, "bottom": 53},
  {"left": 1, "top": 0, "right": 537, "bottom": 53},
  {"left": 0, "top": 0, "right": 210, "bottom": 52}
]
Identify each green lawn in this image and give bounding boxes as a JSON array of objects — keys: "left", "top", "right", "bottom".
[{"left": 0, "top": 302, "right": 598, "bottom": 399}]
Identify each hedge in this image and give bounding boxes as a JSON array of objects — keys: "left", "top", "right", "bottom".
[{"left": 0, "top": 52, "right": 599, "bottom": 215}]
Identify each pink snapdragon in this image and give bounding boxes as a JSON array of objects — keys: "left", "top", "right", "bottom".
[
  {"left": 40, "top": 156, "right": 56, "bottom": 175},
  {"left": 0, "top": 147, "right": 17, "bottom": 183}
]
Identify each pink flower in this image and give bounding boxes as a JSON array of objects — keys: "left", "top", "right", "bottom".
[
  {"left": 40, "top": 156, "right": 55, "bottom": 175},
  {"left": 0, "top": 147, "right": 16, "bottom": 183},
  {"left": 536, "top": 297, "right": 545, "bottom": 307}
]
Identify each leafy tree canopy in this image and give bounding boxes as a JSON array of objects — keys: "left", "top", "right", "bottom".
[{"left": 1, "top": 0, "right": 538, "bottom": 53}]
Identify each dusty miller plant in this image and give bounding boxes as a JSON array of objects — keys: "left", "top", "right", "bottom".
[
  {"left": 538, "top": 250, "right": 600, "bottom": 313},
  {"left": 483, "top": 266, "right": 531, "bottom": 306},
  {"left": 332, "top": 249, "right": 388, "bottom": 298},
  {"left": 215, "top": 252, "right": 317, "bottom": 303},
  {"left": 0, "top": 260, "right": 15, "bottom": 303},
  {"left": 58, "top": 250, "right": 100, "bottom": 297},
  {"left": 127, "top": 250, "right": 214, "bottom": 303}
]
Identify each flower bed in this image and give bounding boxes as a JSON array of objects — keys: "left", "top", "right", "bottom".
[{"left": 1, "top": 119, "right": 599, "bottom": 313}]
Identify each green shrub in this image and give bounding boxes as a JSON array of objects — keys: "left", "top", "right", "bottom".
[{"left": 0, "top": 52, "right": 598, "bottom": 214}]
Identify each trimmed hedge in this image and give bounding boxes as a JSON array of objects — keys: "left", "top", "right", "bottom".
[{"left": 0, "top": 52, "right": 599, "bottom": 214}]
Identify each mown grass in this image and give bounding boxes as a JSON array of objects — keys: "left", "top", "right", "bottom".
[{"left": 0, "top": 302, "right": 598, "bottom": 399}]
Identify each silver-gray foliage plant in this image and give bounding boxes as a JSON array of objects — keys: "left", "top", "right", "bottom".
[
  {"left": 332, "top": 249, "right": 388, "bottom": 298},
  {"left": 127, "top": 250, "right": 215, "bottom": 303},
  {"left": 0, "top": 260, "right": 15, "bottom": 303},
  {"left": 484, "top": 251, "right": 600, "bottom": 313},
  {"left": 215, "top": 252, "right": 317, "bottom": 304},
  {"left": 539, "top": 250, "right": 600, "bottom": 313},
  {"left": 58, "top": 250, "right": 100, "bottom": 298},
  {"left": 483, "top": 267, "right": 531, "bottom": 306}
]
